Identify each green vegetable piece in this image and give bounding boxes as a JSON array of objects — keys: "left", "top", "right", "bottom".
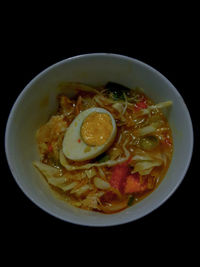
[
  {"left": 105, "top": 82, "right": 130, "bottom": 100},
  {"left": 96, "top": 153, "right": 110, "bottom": 163},
  {"left": 139, "top": 135, "right": 159, "bottom": 151},
  {"left": 112, "top": 91, "right": 125, "bottom": 101},
  {"left": 128, "top": 195, "right": 135, "bottom": 206}
]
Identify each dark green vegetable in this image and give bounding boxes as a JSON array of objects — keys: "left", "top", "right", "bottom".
[
  {"left": 105, "top": 82, "right": 130, "bottom": 100},
  {"left": 128, "top": 195, "right": 135, "bottom": 206},
  {"left": 139, "top": 135, "right": 159, "bottom": 151},
  {"left": 96, "top": 153, "right": 110, "bottom": 163}
]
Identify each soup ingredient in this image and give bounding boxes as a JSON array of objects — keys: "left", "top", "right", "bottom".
[
  {"left": 139, "top": 135, "right": 159, "bottom": 151},
  {"left": 81, "top": 112, "right": 113, "bottom": 146},
  {"left": 85, "top": 168, "right": 97, "bottom": 178},
  {"left": 62, "top": 107, "right": 117, "bottom": 161},
  {"left": 94, "top": 177, "right": 110, "bottom": 190},
  {"left": 110, "top": 159, "right": 131, "bottom": 192},
  {"left": 134, "top": 122, "right": 161, "bottom": 136},
  {"left": 134, "top": 97, "right": 148, "bottom": 111},
  {"left": 141, "top": 101, "right": 172, "bottom": 115},
  {"left": 109, "top": 161, "right": 152, "bottom": 194},
  {"left": 33, "top": 161, "right": 69, "bottom": 190},
  {"left": 132, "top": 160, "right": 162, "bottom": 175},
  {"left": 124, "top": 173, "right": 148, "bottom": 194},
  {"left": 109, "top": 147, "right": 122, "bottom": 160},
  {"left": 105, "top": 82, "right": 131, "bottom": 100},
  {"left": 127, "top": 195, "right": 135, "bottom": 206},
  {"left": 82, "top": 192, "right": 102, "bottom": 210},
  {"left": 71, "top": 184, "right": 91, "bottom": 197},
  {"left": 36, "top": 115, "right": 67, "bottom": 162},
  {"left": 96, "top": 153, "right": 110, "bottom": 163},
  {"left": 33, "top": 161, "right": 62, "bottom": 177},
  {"left": 112, "top": 102, "right": 124, "bottom": 113},
  {"left": 62, "top": 181, "right": 79, "bottom": 192}
]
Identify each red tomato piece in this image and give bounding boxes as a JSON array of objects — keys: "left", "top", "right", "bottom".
[
  {"left": 124, "top": 173, "right": 148, "bottom": 194},
  {"left": 110, "top": 160, "right": 131, "bottom": 193},
  {"left": 134, "top": 97, "right": 148, "bottom": 111}
]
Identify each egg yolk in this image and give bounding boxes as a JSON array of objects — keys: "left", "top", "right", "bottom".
[{"left": 81, "top": 112, "right": 113, "bottom": 146}]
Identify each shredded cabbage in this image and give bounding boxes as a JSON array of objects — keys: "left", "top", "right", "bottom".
[
  {"left": 47, "top": 177, "right": 67, "bottom": 186},
  {"left": 97, "top": 167, "right": 106, "bottom": 178},
  {"left": 33, "top": 161, "right": 62, "bottom": 178},
  {"left": 70, "top": 184, "right": 90, "bottom": 196},
  {"left": 132, "top": 160, "right": 162, "bottom": 175},
  {"left": 134, "top": 122, "right": 161, "bottom": 136},
  {"left": 82, "top": 192, "right": 103, "bottom": 210},
  {"left": 132, "top": 154, "right": 154, "bottom": 161},
  {"left": 85, "top": 168, "right": 97, "bottom": 178},
  {"left": 141, "top": 101, "right": 172, "bottom": 115},
  {"left": 61, "top": 181, "right": 78, "bottom": 192},
  {"left": 112, "top": 102, "right": 124, "bottom": 113},
  {"left": 94, "top": 177, "right": 110, "bottom": 190},
  {"left": 132, "top": 150, "right": 165, "bottom": 163},
  {"left": 33, "top": 161, "right": 72, "bottom": 189}
]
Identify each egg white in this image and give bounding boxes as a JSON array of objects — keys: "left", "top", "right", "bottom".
[{"left": 62, "top": 107, "right": 117, "bottom": 161}]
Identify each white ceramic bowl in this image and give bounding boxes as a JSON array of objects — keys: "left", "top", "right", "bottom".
[{"left": 5, "top": 53, "right": 193, "bottom": 226}]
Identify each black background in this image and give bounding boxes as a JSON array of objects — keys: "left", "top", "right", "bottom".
[{"left": 2, "top": 19, "right": 198, "bottom": 259}]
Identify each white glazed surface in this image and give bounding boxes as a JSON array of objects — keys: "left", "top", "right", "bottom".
[{"left": 5, "top": 54, "right": 193, "bottom": 226}]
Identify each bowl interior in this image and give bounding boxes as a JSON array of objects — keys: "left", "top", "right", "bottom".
[{"left": 5, "top": 54, "right": 193, "bottom": 226}]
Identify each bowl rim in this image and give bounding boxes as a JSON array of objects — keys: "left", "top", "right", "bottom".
[{"left": 5, "top": 53, "right": 194, "bottom": 227}]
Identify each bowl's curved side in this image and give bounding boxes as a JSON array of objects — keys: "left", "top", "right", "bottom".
[{"left": 5, "top": 53, "right": 193, "bottom": 226}]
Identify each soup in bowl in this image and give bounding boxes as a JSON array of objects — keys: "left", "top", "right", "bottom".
[{"left": 5, "top": 54, "right": 193, "bottom": 226}]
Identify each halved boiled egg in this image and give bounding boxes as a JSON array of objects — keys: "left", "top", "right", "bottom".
[{"left": 62, "top": 108, "right": 117, "bottom": 161}]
